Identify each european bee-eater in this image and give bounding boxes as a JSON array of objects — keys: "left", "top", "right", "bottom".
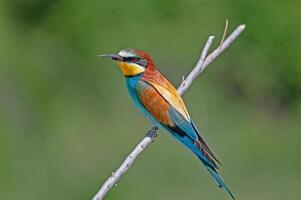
[{"left": 99, "top": 48, "right": 234, "bottom": 199}]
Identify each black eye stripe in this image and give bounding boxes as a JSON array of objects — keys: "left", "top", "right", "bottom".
[
  {"left": 123, "top": 57, "right": 139, "bottom": 62},
  {"left": 122, "top": 57, "right": 148, "bottom": 67}
]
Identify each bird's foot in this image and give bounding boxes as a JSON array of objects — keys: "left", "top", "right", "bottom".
[{"left": 146, "top": 126, "right": 158, "bottom": 139}]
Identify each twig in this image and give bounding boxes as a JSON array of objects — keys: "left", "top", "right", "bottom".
[
  {"left": 203, "top": 24, "right": 246, "bottom": 70},
  {"left": 92, "top": 23, "right": 246, "bottom": 200},
  {"left": 220, "top": 18, "right": 229, "bottom": 47}
]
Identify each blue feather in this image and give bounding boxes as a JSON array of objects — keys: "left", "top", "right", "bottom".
[
  {"left": 170, "top": 133, "right": 235, "bottom": 200},
  {"left": 206, "top": 166, "right": 235, "bottom": 199},
  {"left": 168, "top": 107, "right": 198, "bottom": 140}
]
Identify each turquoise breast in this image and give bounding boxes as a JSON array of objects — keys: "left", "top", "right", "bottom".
[{"left": 125, "top": 75, "right": 164, "bottom": 129}]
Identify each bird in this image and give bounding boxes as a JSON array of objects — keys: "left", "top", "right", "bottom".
[{"left": 98, "top": 48, "right": 234, "bottom": 199}]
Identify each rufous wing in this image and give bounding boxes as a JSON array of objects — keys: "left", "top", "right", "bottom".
[
  {"left": 141, "top": 71, "right": 190, "bottom": 121},
  {"left": 135, "top": 80, "right": 174, "bottom": 126}
]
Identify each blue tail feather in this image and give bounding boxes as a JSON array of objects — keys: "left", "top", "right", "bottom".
[
  {"left": 206, "top": 166, "right": 235, "bottom": 200},
  {"left": 172, "top": 133, "right": 235, "bottom": 200},
  {"left": 175, "top": 134, "right": 217, "bottom": 169}
]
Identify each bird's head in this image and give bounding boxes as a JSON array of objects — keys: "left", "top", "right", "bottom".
[{"left": 98, "top": 48, "right": 154, "bottom": 77}]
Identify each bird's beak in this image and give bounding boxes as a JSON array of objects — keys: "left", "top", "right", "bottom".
[{"left": 97, "top": 54, "right": 122, "bottom": 61}]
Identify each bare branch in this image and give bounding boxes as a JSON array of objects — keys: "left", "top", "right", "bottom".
[
  {"left": 92, "top": 24, "right": 246, "bottom": 200},
  {"left": 177, "top": 35, "right": 215, "bottom": 95}
]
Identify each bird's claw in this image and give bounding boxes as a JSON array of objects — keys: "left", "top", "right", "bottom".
[{"left": 146, "top": 126, "right": 158, "bottom": 139}]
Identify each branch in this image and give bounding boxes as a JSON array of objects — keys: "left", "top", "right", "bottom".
[
  {"left": 177, "top": 35, "right": 214, "bottom": 95},
  {"left": 92, "top": 24, "right": 246, "bottom": 200}
]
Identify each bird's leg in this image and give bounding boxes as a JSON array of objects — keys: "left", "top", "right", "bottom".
[{"left": 146, "top": 126, "right": 158, "bottom": 140}]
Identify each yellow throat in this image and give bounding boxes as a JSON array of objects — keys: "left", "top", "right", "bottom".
[{"left": 117, "top": 62, "right": 145, "bottom": 76}]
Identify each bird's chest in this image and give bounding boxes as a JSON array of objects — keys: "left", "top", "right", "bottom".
[
  {"left": 125, "top": 75, "right": 142, "bottom": 107},
  {"left": 125, "top": 75, "right": 161, "bottom": 126}
]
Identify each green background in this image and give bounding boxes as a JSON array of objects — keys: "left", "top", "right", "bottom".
[{"left": 0, "top": 0, "right": 300, "bottom": 199}]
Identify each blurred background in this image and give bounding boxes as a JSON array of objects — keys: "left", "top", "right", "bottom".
[{"left": 0, "top": 0, "right": 300, "bottom": 199}]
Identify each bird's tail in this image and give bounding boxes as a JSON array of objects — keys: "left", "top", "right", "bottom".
[
  {"left": 205, "top": 165, "right": 235, "bottom": 200},
  {"left": 176, "top": 135, "right": 235, "bottom": 199},
  {"left": 194, "top": 144, "right": 235, "bottom": 200}
]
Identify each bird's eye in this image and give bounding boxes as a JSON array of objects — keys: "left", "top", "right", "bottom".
[{"left": 131, "top": 57, "right": 139, "bottom": 62}]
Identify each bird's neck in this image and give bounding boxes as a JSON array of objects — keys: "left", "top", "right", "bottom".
[{"left": 125, "top": 73, "right": 143, "bottom": 89}]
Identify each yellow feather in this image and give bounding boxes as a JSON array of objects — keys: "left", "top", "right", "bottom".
[{"left": 117, "top": 62, "right": 145, "bottom": 76}]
